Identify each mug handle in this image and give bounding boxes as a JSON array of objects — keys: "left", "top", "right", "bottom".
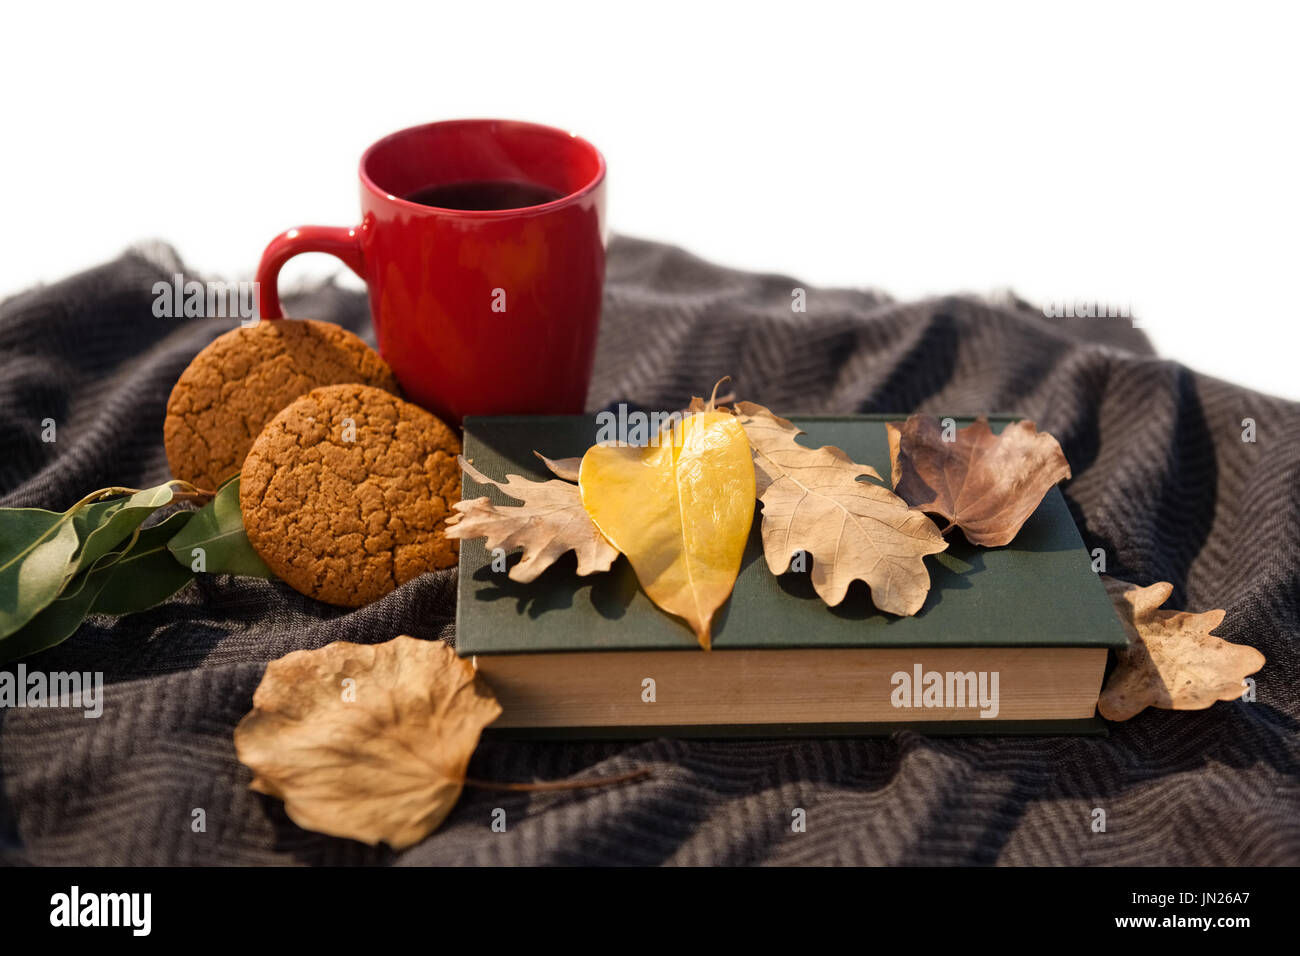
[{"left": 255, "top": 226, "right": 365, "bottom": 319}]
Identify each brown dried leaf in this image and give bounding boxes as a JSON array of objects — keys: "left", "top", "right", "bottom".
[
  {"left": 534, "top": 451, "right": 581, "bottom": 483},
  {"left": 1098, "top": 578, "right": 1264, "bottom": 722},
  {"left": 887, "top": 415, "right": 1071, "bottom": 547},
  {"left": 233, "top": 636, "right": 501, "bottom": 849},
  {"left": 445, "top": 456, "right": 619, "bottom": 583},
  {"left": 684, "top": 392, "right": 735, "bottom": 417},
  {"left": 734, "top": 401, "right": 947, "bottom": 614}
]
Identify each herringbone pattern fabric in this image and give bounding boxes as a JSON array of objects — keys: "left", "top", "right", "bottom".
[{"left": 1, "top": 237, "right": 1296, "bottom": 865}]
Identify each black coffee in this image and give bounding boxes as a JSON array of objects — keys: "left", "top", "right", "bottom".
[{"left": 402, "top": 179, "right": 564, "bottom": 211}]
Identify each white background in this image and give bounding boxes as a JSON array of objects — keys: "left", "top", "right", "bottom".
[{"left": 3, "top": 1, "right": 1297, "bottom": 399}]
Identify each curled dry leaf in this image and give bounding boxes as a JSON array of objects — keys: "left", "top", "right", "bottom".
[
  {"left": 887, "top": 415, "right": 1071, "bottom": 547},
  {"left": 1098, "top": 577, "right": 1264, "bottom": 722},
  {"left": 234, "top": 636, "right": 501, "bottom": 849},
  {"left": 734, "top": 401, "right": 947, "bottom": 615},
  {"left": 580, "top": 398, "right": 755, "bottom": 649},
  {"left": 445, "top": 456, "right": 619, "bottom": 583}
]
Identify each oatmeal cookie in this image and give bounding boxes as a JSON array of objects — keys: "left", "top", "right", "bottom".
[
  {"left": 165, "top": 319, "right": 399, "bottom": 490},
  {"left": 240, "top": 383, "right": 461, "bottom": 607}
]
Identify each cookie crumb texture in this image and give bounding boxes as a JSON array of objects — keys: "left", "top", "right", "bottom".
[
  {"left": 240, "top": 384, "right": 461, "bottom": 608},
  {"left": 165, "top": 319, "right": 400, "bottom": 490}
]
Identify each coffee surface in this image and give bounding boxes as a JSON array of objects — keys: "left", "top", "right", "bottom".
[{"left": 402, "top": 179, "right": 564, "bottom": 210}]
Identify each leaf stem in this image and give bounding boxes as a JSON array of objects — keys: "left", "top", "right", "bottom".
[
  {"left": 68, "top": 480, "right": 216, "bottom": 510},
  {"left": 70, "top": 486, "right": 142, "bottom": 509},
  {"left": 464, "top": 767, "right": 651, "bottom": 792},
  {"left": 165, "top": 479, "right": 219, "bottom": 505},
  {"left": 706, "top": 376, "right": 732, "bottom": 412}
]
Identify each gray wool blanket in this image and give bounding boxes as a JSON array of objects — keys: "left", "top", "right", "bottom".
[{"left": 1, "top": 237, "right": 1296, "bottom": 865}]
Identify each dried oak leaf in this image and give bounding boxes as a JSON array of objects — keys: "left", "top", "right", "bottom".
[
  {"left": 887, "top": 415, "right": 1071, "bottom": 547},
  {"left": 445, "top": 456, "right": 619, "bottom": 583},
  {"left": 234, "top": 636, "right": 500, "bottom": 849},
  {"left": 535, "top": 451, "right": 581, "bottom": 483},
  {"left": 1098, "top": 577, "right": 1264, "bottom": 722},
  {"left": 733, "top": 401, "right": 947, "bottom": 615}
]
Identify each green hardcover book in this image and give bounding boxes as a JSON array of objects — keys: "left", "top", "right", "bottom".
[{"left": 456, "top": 415, "right": 1126, "bottom": 738}]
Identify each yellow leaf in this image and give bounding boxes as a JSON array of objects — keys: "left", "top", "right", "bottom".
[
  {"left": 579, "top": 410, "right": 755, "bottom": 649},
  {"left": 233, "top": 636, "right": 501, "bottom": 849}
]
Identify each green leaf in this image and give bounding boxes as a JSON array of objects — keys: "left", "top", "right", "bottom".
[
  {"left": 0, "top": 508, "right": 84, "bottom": 639},
  {"left": 0, "top": 511, "right": 196, "bottom": 663},
  {"left": 70, "top": 484, "right": 177, "bottom": 581},
  {"left": 0, "top": 482, "right": 178, "bottom": 640},
  {"left": 0, "top": 556, "right": 114, "bottom": 663},
  {"left": 167, "top": 476, "right": 274, "bottom": 578},
  {"left": 91, "top": 512, "right": 198, "bottom": 615}
]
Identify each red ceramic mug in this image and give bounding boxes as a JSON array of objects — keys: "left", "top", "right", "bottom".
[{"left": 256, "top": 119, "right": 607, "bottom": 426}]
